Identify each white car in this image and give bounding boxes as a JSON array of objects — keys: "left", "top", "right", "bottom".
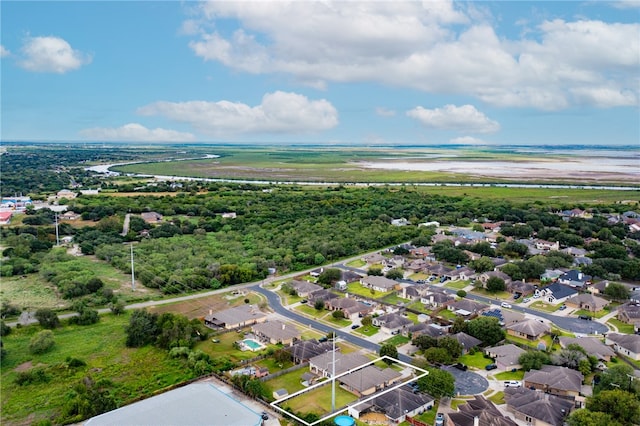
[
  {"left": 504, "top": 380, "right": 522, "bottom": 388},
  {"left": 501, "top": 302, "right": 512, "bottom": 309}
]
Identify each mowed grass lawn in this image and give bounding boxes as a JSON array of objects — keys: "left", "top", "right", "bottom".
[
  {"left": 283, "top": 384, "right": 358, "bottom": 416},
  {"left": 1, "top": 313, "right": 193, "bottom": 425},
  {"left": 459, "top": 351, "right": 494, "bottom": 369}
]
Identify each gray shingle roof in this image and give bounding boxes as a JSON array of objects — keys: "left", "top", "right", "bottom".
[{"left": 505, "top": 387, "right": 573, "bottom": 425}]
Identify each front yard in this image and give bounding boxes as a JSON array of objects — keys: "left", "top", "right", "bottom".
[
  {"left": 459, "top": 351, "right": 494, "bottom": 369},
  {"left": 346, "top": 282, "right": 388, "bottom": 299},
  {"left": 528, "top": 301, "right": 561, "bottom": 313},
  {"left": 607, "top": 318, "right": 636, "bottom": 334}
]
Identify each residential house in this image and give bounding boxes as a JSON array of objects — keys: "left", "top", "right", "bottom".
[
  {"left": 557, "top": 270, "right": 592, "bottom": 289},
  {"left": 405, "top": 259, "right": 428, "bottom": 273},
  {"left": 307, "top": 289, "right": 339, "bottom": 305},
  {"left": 348, "top": 387, "right": 434, "bottom": 424},
  {"left": 410, "top": 246, "right": 432, "bottom": 258},
  {"left": 338, "top": 365, "right": 402, "bottom": 397},
  {"left": 505, "top": 387, "right": 573, "bottom": 426},
  {"left": 590, "top": 281, "right": 639, "bottom": 296},
  {"left": 221, "top": 212, "right": 237, "bottom": 219},
  {"left": 565, "top": 293, "right": 608, "bottom": 312},
  {"left": 450, "top": 266, "right": 476, "bottom": 281},
  {"left": 446, "top": 395, "right": 517, "bottom": 426},
  {"left": 251, "top": 321, "right": 301, "bottom": 346},
  {"left": 523, "top": 366, "right": 583, "bottom": 398},
  {"left": 448, "top": 299, "right": 490, "bottom": 317},
  {"left": 508, "top": 280, "right": 535, "bottom": 297},
  {"left": 482, "top": 222, "right": 502, "bottom": 231},
  {"left": 360, "top": 276, "right": 398, "bottom": 293},
  {"left": 426, "top": 263, "right": 454, "bottom": 278},
  {"left": 327, "top": 298, "right": 373, "bottom": 320},
  {"left": 540, "top": 269, "right": 566, "bottom": 282},
  {"left": 558, "top": 337, "right": 615, "bottom": 362},
  {"left": 340, "top": 270, "right": 363, "bottom": 283},
  {"left": 450, "top": 228, "right": 486, "bottom": 242},
  {"left": 56, "top": 189, "right": 77, "bottom": 199},
  {"left": 373, "top": 312, "right": 413, "bottom": 335},
  {"left": 61, "top": 211, "right": 80, "bottom": 220},
  {"left": 418, "top": 221, "right": 440, "bottom": 228},
  {"left": 384, "top": 255, "right": 406, "bottom": 269},
  {"left": 203, "top": 305, "right": 267, "bottom": 330},
  {"left": 289, "top": 339, "right": 333, "bottom": 364},
  {"left": 0, "top": 211, "right": 12, "bottom": 225},
  {"left": 451, "top": 332, "right": 482, "bottom": 354},
  {"left": 309, "top": 352, "right": 370, "bottom": 378},
  {"left": 561, "top": 247, "right": 588, "bottom": 257},
  {"left": 535, "top": 240, "right": 560, "bottom": 251},
  {"left": 482, "top": 309, "right": 526, "bottom": 327},
  {"left": 141, "top": 211, "right": 163, "bottom": 224},
  {"left": 391, "top": 218, "right": 410, "bottom": 226},
  {"left": 421, "top": 291, "right": 454, "bottom": 309},
  {"left": 289, "top": 280, "right": 323, "bottom": 298},
  {"left": 507, "top": 319, "right": 551, "bottom": 341},
  {"left": 485, "top": 344, "right": 526, "bottom": 371},
  {"left": 605, "top": 333, "right": 640, "bottom": 361},
  {"left": 617, "top": 302, "right": 640, "bottom": 328},
  {"left": 535, "top": 283, "right": 577, "bottom": 304},
  {"left": 478, "top": 270, "right": 512, "bottom": 285},
  {"left": 404, "top": 322, "right": 445, "bottom": 339}
]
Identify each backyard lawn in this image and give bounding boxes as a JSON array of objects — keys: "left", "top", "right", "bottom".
[
  {"left": 196, "top": 328, "right": 270, "bottom": 362},
  {"left": 346, "top": 282, "right": 387, "bottom": 299},
  {"left": 283, "top": 384, "right": 358, "bottom": 417},
  {"left": 459, "top": 352, "right": 494, "bottom": 369},
  {"left": 265, "top": 369, "right": 307, "bottom": 398}
]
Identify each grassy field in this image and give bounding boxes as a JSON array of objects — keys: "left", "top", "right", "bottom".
[
  {"left": 494, "top": 370, "right": 525, "bottom": 381},
  {"left": 1, "top": 313, "right": 193, "bottom": 425},
  {"left": 529, "top": 301, "right": 562, "bottom": 313},
  {"left": 1, "top": 256, "right": 163, "bottom": 312},
  {"left": 459, "top": 352, "right": 494, "bottom": 369},
  {"left": 607, "top": 318, "right": 636, "bottom": 334},
  {"left": 283, "top": 384, "right": 358, "bottom": 416}
]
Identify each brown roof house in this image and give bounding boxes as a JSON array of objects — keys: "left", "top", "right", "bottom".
[
  {"left": 360, "top": 276, "right": 399, "bottom": 293},
  {"left": 558, "top": 337, "right": 615, "bottom": 362},
  {"left": 289, "top": 339, "right": 333, "bottom": 364},
  {"left": 446, "top": 395, "right": 518, "bottom": 426},
  {"left": 203, "top": 305, "right": 266, "bottom": 330},
  {"left": 309, "top": 352, "right": 370, "bottom": 378},
  {"left": 141, "top": 211, "right": 163, "bottom": 224},
  {"left": 327, "top": 298, "right": 373, "bottom": 320},
  {"left": 289, "top": 280, "right": 323, "bottom": 298},
  {"left": 507, "top": 319, "right": 551, "bottom": 341},
  {"left": 447, "top": 299, "right": 490, "bottom": 317},
  {"left": 565, "top": 293, "right": 608, "bottom": 312},
  {"left": 451, "top": 332, "right": 482, "bottom": 354},
  {"left": 505, "top": 387, "right": 573, "bottom": 426},
  {"left": 523, "top": 365, "right": 583, "bottom": 398},
  {"left": 338, "top": 365, "right": 402, "bottom": 397},
  {"left": 348, "top": 387, "right": 434, "bottom": 424},
  {"left": 373, "top": 312, "right": 413, "bottom": 335},
  {"left": 485, "top": 344, "right": 526, "bottom": 371},
  {"left": 617, "top": 302, "right": 640, "bottom": 327},
  {"left": 251, "top": 320, "right": 301, "bottom": 346},
  {"left": 605, "top": 333, "right": 640, "bottom": 361}
]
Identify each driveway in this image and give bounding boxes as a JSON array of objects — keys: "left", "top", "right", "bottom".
[{"left": 441, "top": 366, "right": 489, "bottom": 396}]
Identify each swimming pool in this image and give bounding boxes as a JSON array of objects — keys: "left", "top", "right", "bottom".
[{"left": 243, "top": 339, "right": 263, "bottom": 351}]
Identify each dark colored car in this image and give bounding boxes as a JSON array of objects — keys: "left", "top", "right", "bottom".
[
  {"left": 261, "top": 412, "right": 269, "bottom": 420},
  {"left": 513, "top": 293, "right": 521, "bottom": 300},
  {"left": 351, "top": 324, "right": 360, "bottom": 329},
  {"left": 578, "top": 315, "right": 592, "bottom": 320},
  {"left": 454, "top": 363, "right": 468, "bottom": 371},
  {"left": 485, "top": 363, "right": 498, "bottom": 370}
]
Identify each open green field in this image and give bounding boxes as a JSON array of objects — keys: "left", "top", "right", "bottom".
[
  {"left": 283, "top": 384, "right": 359, "bottom": 417},
  {"left": 1, "top": 313, "right": 193, "bottom": 425},
  {"left": 111, "top": 146, "right": 640, "bottom": 189}
]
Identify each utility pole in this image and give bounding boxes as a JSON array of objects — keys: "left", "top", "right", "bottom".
[
  {"left": 54, "top": 213, "right": 60, "bottom": 246},
  {"left": 130, "top": 243, "right": 136, "bottom": 291},
  {"left": 332, "top": 335, "right": 336, "bottom": 413}
]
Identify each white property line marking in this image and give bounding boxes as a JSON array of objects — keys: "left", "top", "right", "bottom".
[{"left": 270, "top": 355, "right": 429, "bottom": 426}]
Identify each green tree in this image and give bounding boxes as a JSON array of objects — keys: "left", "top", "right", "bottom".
[
  {"left": 469, "top": 257, "right": 495, "bottom": 274},
  {"left": 332, "top": 310, "right": 345, "bottom": 319},
  {"left": 109, "top": 300, "right": 125, "bottom": 315},
  {"left": 379, "top": 343, "right": 398, "bottom": 364},
  {"left": 424, "top": 347, "right": 454, "bottom": 364},
  {"left": 317, "top": 268, "right": 342, "bottom": 286},
  {"left": 385, "top": 269, "right": 403, "bottom": 280},
  {"left": 450, "top": 316, "right": 467, "bottom": 334},
  {"left": 486, "top": 276, "right": 506, "bottom": 293},
  {"left": 35, "top": 308, "right": 60, "bottom": 329},
  {"left": 438, "top": 336, "right": 463, "bottom": 359},
  {"left": 29, "top": 330, "right": 55, "bottom": 354},
  {"left": 466, "top": 316, "right": 504, "bottom": 346},
  {"left": 417, "top": 367, "right": 455, "bottom": 398},
  {"left": 368, "top": 266, "right": 383, "bottom": 276},
  {"left": 314, "top": 299, "right": 325, "bottom": 311},
  {"left": 603, "top": 282, "right": 630, "bottom": 301},
  {"left": 519, "top": 350, "right": 551, "bottom": 371},
  {"left": 69, "top": 306, "right": 100, "bottom": 326},
  {"left": 595, "top": 364, "right": 639, "bottom": 394},
  {"left": 0, "top": 320, "right": 11, "bottom": 336},
  {"left": 125, "top": 310, "right": 158, "bottom": 347},
  {"left": 413, "top": 335, "right": 437, "bottom": 351},
  {"left": 361, "top": 316, "right": 373, "bottom": 327},
  {"left": 587, "top": 389, "right": 640, "bottom": 425},
  {"left": 566, "top": 409, "right": 620, "bottom": 426},
  {"left": 456, "top": 289, "right": 467, "bottom": 298}
]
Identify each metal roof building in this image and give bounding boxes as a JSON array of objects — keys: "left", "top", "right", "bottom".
[{"left": 84, "top": 382, "right": 263, "bottom": 426}]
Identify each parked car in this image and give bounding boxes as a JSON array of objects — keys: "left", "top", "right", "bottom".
[
  {"left": 435, "top": 413, "right": 445, "bottom": 426},
  {"left": 504, "top": 380, "right": 522, "bottom": 388},
  {"left": 351, "top": 324, "right": 360, "bottom": 329},
  {"left": 578, "top": 315, "right": 592, "bottom": 320},
  {"left": 454, "top": 363, "right": 468, "bottom": 371},
  {"left": 558, "top": 304, "right": 567, "bottom": 310},
  {"left": 523, "top": 297, "right": 531, "bottom": 303},
  {"left": 485, "top": 363, "right": 498, "bottom": 371},
  {"left": 533, "top": 294, "right": 540, "bottom": 299},
  {"left": 513, "top": 293, "right": 521, "bottom": 300},
  {"left": 300, "top": 299, "right": 308, "bottom": 304},
  {"left": 261, "top": 412, "right": 269, "bottom": 421},
  {"left": 501, "top": 302, "right": 512, "bottom": 309}
]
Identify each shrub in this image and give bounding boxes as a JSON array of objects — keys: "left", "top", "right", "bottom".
[
  {"left": 29, "top": 330, "right": 55, "bottom": 354},
  {"left": 15, "top": 367, "right": 51, "bottom": 386},
  {"left": 457, "top": 290, "right": 467, "bottom": 298}
]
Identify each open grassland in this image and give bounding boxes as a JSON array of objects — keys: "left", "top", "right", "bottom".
[
  {"left": 1, "top": 313, "right": 193, "bottom": 426},
  {"left": 112, "top": 146, "right": 639, "bottom": 187}
]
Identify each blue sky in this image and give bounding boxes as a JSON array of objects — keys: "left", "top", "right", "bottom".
[{"left": 1, "top": 1, "right": 639, "bottom": 145}]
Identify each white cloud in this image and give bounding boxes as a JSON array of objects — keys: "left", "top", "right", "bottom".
[
  {"left": 79, "top": 123, "right": 195, "bottom": 142},
  {"left": 0, "top": 45, "right": 10, "bottom": 58},
  {"left": 186, "top": 2, "right": 639, "bottom": 110},
  {"left": 137, "top": 91, "right": 338, "bottom": 137},
  {"left": 406, "top": 104, "right": 500, "bottom": 134},
  {"left": 19, "top": 36, "right": 91, "bottom": 73},
  {"left": 375, "top": 107, "right": 396, "bottom": 117},
  {"left": 449, "top": 136, "right": 486, "bottom": 145},
  {"left": 610, "top": 0, "right": 640, "bottom": 9}
]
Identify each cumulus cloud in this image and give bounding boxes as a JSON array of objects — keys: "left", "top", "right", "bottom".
[
  {"left": 406, "top": 104, "right": 500, "bottom": 134},
  {"left": 137, "top": 91, "right": 338, "bottom": 137},
  {"left": 185, "top": 1, "right": 639, "bottom": 109},
  {"left": 19, "top": 36, "right": 91, "bottom": 73},
  {"left": 79, "top": 123, "right": 195, "bottom": 142},
  {"left": 0, "top": 45, "right": 10, "bottom": 58},
  {"left": 610, "top": 0, "right": 640, "bottom": 9}
]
